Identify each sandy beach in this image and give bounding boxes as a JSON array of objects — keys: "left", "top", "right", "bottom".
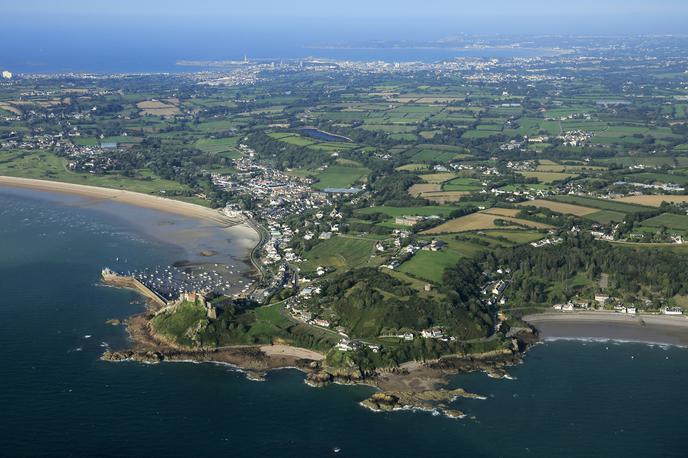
[
  {"left": 0, "top": 175, "right": 261, "bottom": 295},
  {"left": 0, "top": 176, "right": 240, "bottom": 226},
  {"left": 524, "top": 311, "right": 688, "bottom": 346},
  {"left": 260, "top": 344, "right": 325, "bottom": 361}
]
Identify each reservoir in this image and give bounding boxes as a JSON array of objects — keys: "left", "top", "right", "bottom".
[{"left": 301, "top": 128, "right": 352, "bottom": 142}]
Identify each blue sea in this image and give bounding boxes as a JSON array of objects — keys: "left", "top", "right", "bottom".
[
  {"left": 0, "top": 19, "right": 557, "bottom": 74},
  {"left": 1, "top": 186, "right": 688, "bottom": 457}
]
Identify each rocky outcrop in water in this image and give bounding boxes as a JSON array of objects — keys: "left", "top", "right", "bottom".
[
  {"left": 101, "top": 350, "right": 164, "bottom": 363},
  {"left": 361, "top": 388, "right": 484, "bottom": 419},
  {"left": 304, "top": 366, "right": 366, "bottom": 387},
  {"left": 305, "top": 371, "right": 334, "bottom": 387}
]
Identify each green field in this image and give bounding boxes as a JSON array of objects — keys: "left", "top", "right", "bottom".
[
  {"left": 193, "top": 119, "right": 243, "bottom": 133},
  {"left": 300, "top": 236, "right": 379, "bottom": 272},
  {"left": 410, "top": 149, "right": 458, "bottom": 163},
  {"left": 641, "top": 213, "right": 688, "bottom": 231},
  {"left": 480, "top": 230, "right": 546, "bottom": 244},
  {"left": 442, "top": 177, "right": 483, "bottom": 191},
  {"left": 625, "top": 172, "right": 688, "bottom": 186},
  {"left": 0, "top": 150, "right": 195, "bottom": 196},
  {"left": 272, "top": 133, "right": 316, "bottom": 146},
  {"left": 399, "top": 249, "right": 460, "bottom": 283},
  {"left": 585, "top": 210, "right": 627, "bottom": 224},
  {"left": 395, "top": 163, "right": 431, "bottom": 172},
  {"left": 519, "top": 171, "right": 578, "bottom": 183},
  {"left": 398, "top": 231, "right": 515, "bottom": 283},
  {"left": 461, "top": 130, "right": 501, "bottom": 139},
  {"left": 356, "top": 205, "right": 461, "bottom": 218},
  {"left": 598, "top": 156, "right": 679, "bottom": 167},
  {"left": 194, "top": 137, "right": 240, "bottom": 154},
  {"left": 500, "top": 183, "right": 551, "bottom": 192},
  {"left": 312, "top": 166, "right": 369, "bottom": 189}
]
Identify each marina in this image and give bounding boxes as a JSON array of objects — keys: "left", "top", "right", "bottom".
[{"left": 103, "top": 262, "right": 256, "bottom": 303}]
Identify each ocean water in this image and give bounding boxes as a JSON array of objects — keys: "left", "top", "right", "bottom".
[
  {"left": 1, "top": 187, "right": 688, "bottom": 457},
  {"left": 0, "top": 20, "right": 558, "bottom": 74}
]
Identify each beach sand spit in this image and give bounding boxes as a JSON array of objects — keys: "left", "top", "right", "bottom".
[{"left": 0, "top": 176, "right": 240, "bottom": 226}]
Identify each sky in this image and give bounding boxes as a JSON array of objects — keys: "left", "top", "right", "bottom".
[
  {"left": 1, "top": 0, "right": 687, "bottom": 72},
  {"left": 3, "top": 0, "right": 688, "bottom": 33},
  {"left": 4, "top": 0, "right": 688, "bottom": 18}
]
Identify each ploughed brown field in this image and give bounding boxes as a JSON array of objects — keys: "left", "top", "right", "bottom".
[
  {"left": 612, "top": 195, "right": 688, "bottom": 207},
  {"left": 136, "top": 100, "right": 180, "bottom": 116},
  {"left": 422, "top": 210, "right": 551, "bottom": 234},
  {"left": 517, "top": 199, "right": 599, "bottom": 216}
]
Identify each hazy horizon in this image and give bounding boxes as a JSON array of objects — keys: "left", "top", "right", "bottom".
[{"left": 1, "top": 0, "right": 687, "bottom": 73}]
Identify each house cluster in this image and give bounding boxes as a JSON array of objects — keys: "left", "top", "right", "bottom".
[
  {"left": 394, "top": 214, "right": 440, "bottom": 226},
  {"left": 590, "top": 224, "right": 616, "bottom": 241},
  {"left": 493, "top": 186, "right": 549, "bottom": 200},
  {"left": 1, "top": 132, "right": 71, "bottom": 151},
  {"left": 383, "top": 238, "right": 445, "bottom": 270},
  {"left": 212, "top": 162, "right": 316, "bottom": 212},
  {"left": 380, "top": 331, "right": 415, "bottom": 341},
  {"left": 335, "top": 338, "right": 380, "bottom": 353},
  {"left": 481, "top": 277, "right": 510, "bottom": 306},
  {"left": 552, "top": 294, "right": 646, "bottom": 314},
  {"left": 552, "top": 301, "right": 590, "bottom": 312},
  {"left": 613, "top": 181, "right": 686, "bottom": 193},
  {"left": 505, "top": 160, "right": 537, "bottom": 170},
  {"left": 420, "top": 327, "right": 443, "bottom": 339},
  {"left": 558, "top": 130, "right": 592, "bottom": 147},
  {"left": 530, "top": 236, "right": 563, "bottom": 248},
  {"left": 500, "top": 140, "right": 528, "bottom": 152},
  {"left": 613, "top": 304, "right": 638, "bottom": 314},
  {"left": 593, "top": 293, "right": 638, "bottom": 314}
]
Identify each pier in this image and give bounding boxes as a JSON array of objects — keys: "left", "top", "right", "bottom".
[{"left": 101, "top": 268, "right": 169, "bottom": 308}]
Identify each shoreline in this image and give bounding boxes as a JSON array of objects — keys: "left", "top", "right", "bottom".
[
  {"left": 106, "top": 294, "right": 537, "bottom": 393},
  {"left": 101, "top": 278, "right": 537, "bottom": 394},
  {"left": 0, "top": 176, "right": 242, "bottom": 226},
  {"left": 524, "top": 311, "right": 688, "bottom": 347},
  {"left": 102, "top": 297, "right": 329, "bottom": 380},
  {"left": 0, "top": 177, "right": 328, "bottom": 382},
  {"left": 0, "top": 175, "right": 262, "bottom": 285}
]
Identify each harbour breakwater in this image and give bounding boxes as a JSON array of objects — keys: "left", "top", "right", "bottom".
[{"left": 101, "top": 268, "right": 168, "bottom": 308}]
